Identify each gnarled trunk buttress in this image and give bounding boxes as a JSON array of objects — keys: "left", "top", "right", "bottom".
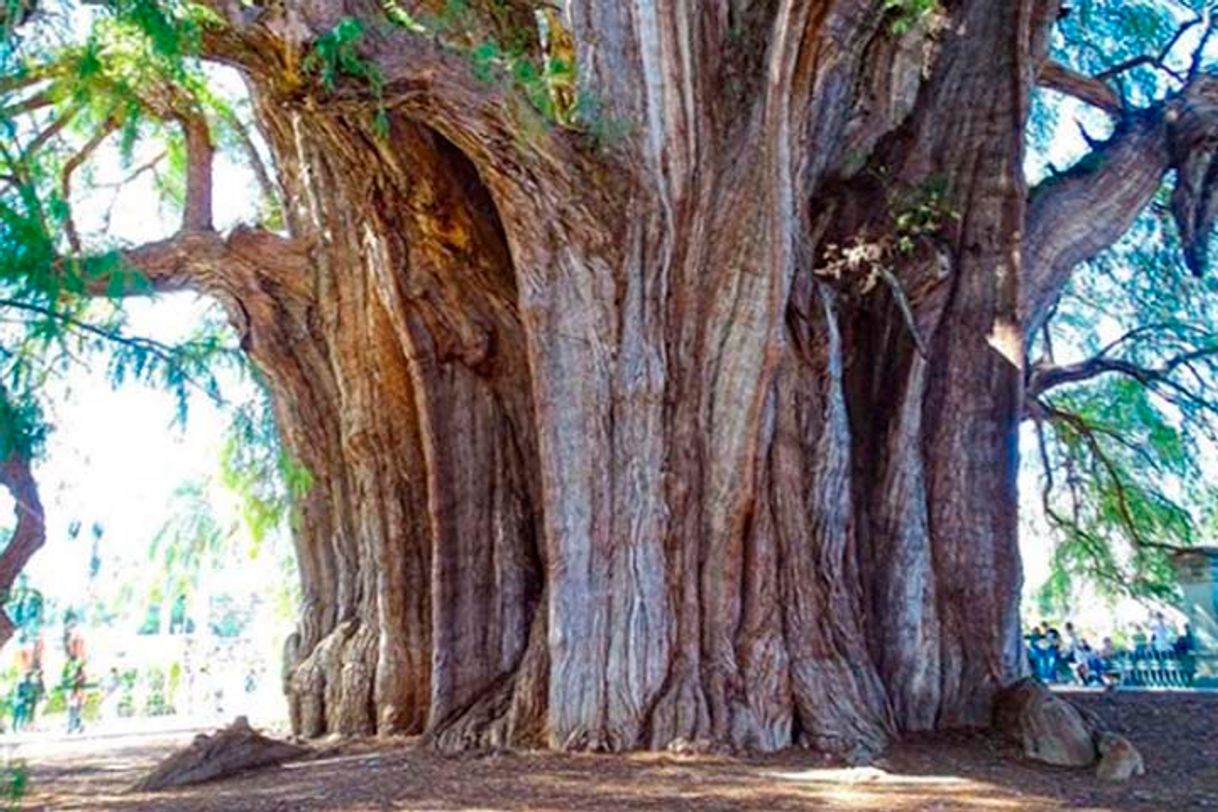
[
  {"left": 243, "top": 107, "right": 546, "bottom": 742},
  {"left": 158, "top": 0, "right": 1089, "bottom": 758}
]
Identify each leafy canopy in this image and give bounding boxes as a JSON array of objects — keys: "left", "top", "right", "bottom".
[
  {"left": 1027, "top": 0, "right": 1218, "bottom": 609},
  {"left": 1, "top": 1, "right": 295, "bottom": 550}
]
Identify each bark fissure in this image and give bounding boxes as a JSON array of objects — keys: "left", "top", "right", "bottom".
[{"left": 28, "top": 0, "right": 1213, "bottom": 759}]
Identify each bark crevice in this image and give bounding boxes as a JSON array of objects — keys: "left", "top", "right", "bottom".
[{"left": 56, "top": 0, "right": 1201, "bottom": 759}]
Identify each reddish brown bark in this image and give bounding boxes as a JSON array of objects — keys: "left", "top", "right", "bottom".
[
  {"left": 41, "top": 0, "right": 1218, "bottom": 759},
  {"left": 0, "top": 448, "right": 45, "bottom": 645}
]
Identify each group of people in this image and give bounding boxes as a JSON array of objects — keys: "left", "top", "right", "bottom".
[
  {"left": 1027, "top": 613, "right": 1197, "bottom": 687},
  {"left": 7, "top": 613, "right": 96, "bottom": 735},
  {"left": 8, "top": 658, "right": 91, "bottom": 736}
]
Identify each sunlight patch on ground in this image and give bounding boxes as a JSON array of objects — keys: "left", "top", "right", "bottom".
[
  {"left": 762, "top": 767, "right": 1083, "bottom": 812},
  {"left": 766, "top": 766, "right": 972, "bottom": 785},
  {"left": 282, "top": 752, "right": 386, "bottom": 770}
]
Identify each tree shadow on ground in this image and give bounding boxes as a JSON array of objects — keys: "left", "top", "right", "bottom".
[{"left": 22, "top": 692, "right": 1218, "bottom": 812}]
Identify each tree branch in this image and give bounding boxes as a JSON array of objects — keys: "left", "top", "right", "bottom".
[
  {"left": 0, "top": 88, "right": 54, "bottom": 117},
  {"left": 1188, "top": 6, "right": 1218, "bottom": 83},
  {"left": 75, "top": 227, "right": 308, "bottom": 299},
  {"left": 178, "top": 113, "right": 215, "bottom": 233},
  {"left": 1022, "top": 112, "right": 1173, "bottom": 335},
  {"left": 1028, "top": 396, "right": 1161, "bottom": 469},
  {"left": 0, "top": 450, "right": 44, "bottom": 648},
  {"left": 1093, "top": 322, "right": 1211, "bottom": 357},
  {"left": 1095, "top": 14, "right": 1199, "bottom": 84},
  {"left": 19, "top": 103, "right": 80, "bottom": 159},
  {"left": 0, "top": 297, "right": 233, "bottom": 379},
  {"left": 1037, "top": 402, "right": 1191, "bottom": 557},
  {"left": 1038, "top": 60, "right": 1123, "bottom": 114},
  {"left": 1026, "top": 76, "right": 1218, "bottom": 312},
  {"left": 1029, "top": 356, "right": 1158, "bottom": 395},
  {"left": 1027, "top": 344, "right": 1218, "bottom": 399},
  {"left": 60, "top": 120, "right": 120, "bottom": 253},
  {"left": 0, "top": 62, "right": 56, "bottom": 96}
]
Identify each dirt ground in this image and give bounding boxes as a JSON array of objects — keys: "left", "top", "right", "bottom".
[{"left": 17, "top": 690, "right": 1218, "bottom": 811}]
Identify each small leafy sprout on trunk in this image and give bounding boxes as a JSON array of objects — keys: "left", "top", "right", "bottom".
[
  {"left": 302, "top": 17, "right": 390, "bottom": 138},
  {"left": 883, "top": 0, "right": 942, "bottom": 35}
]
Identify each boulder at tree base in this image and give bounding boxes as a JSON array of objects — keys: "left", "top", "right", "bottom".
[{"left": 994, "top": 679, "right": 1097, "bottom": 767}]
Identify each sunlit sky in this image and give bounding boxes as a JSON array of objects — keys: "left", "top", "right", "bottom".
[
  {"left": 6, "top": 59, "right": 271, "bottom": 625},
  {"left": 23, "top": 295, "right": 254, "bottom": 604}
]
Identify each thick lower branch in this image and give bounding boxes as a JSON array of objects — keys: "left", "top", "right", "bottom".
[
  {"left": 73, "top": 227, "right": 308, "bottom": 303},
  {"left": 1022, "top": 112, "right": 1171, "bottom": 335},
  {"left": 0, "top": 452, "right": 45, "bottom": 647},
  {"left": 1037, "top": 61, "right": 1122, "bottom": 114}
]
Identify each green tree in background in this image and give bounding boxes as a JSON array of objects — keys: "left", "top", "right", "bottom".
[
  {"left": 0, "top": 0, "right": 290, "bottom": 645},
  {"left": 143, "top": 471, "right": 299, "bottom": 638},
  {"left": 1026, "top": 0, "right": 1218, "bottom": 607}
]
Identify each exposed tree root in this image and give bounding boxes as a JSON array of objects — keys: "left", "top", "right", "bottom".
[{"left": 131, "top": 717, "right": 310, "bottom": 793}]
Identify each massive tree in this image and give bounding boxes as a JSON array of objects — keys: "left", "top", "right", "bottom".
[{"left": 4, "top": 0, "right": 1218, "bottom": 759}]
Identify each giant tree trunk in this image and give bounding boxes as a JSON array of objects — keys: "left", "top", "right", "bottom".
[{"left": 101, "top": 0, "right": 1207, "bottom": 758}]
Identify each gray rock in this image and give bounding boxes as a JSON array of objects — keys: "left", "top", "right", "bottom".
[
  {"left": 1095, "top": 732, "right": 1145, "bottom": 782},
  {"left": 994, "top": 678, "right": 1097, "bottom": 767}
]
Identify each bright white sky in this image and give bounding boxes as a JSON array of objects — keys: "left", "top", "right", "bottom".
[
  {"left": 9, "top": 63, "right": 271, "bottom": 623},
  {"left": 24, "top": 294, "right": 253, "bottom": 603}
]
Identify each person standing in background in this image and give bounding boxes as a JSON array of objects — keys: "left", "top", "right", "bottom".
[
  {"left": 101, "top": 667, "right": 121, "bottom": 724},
  {"left": 1043, "top": 627, "right": 1062, "bottom": 683},
  {"left": 11, "top": 673, "right": 32, "bottom": 732},
  {"left": 1150, "top": 612, "right": 1175, "bottom": 657},
  {"left": 27, "top": 669, "right": 45, "bottom": 730},
  {"left": 66, "top": 661, "right": 86, "bottom": 734}
]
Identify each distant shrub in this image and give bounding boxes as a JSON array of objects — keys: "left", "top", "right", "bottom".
[{"left": 0, "top": 762, "right": 26, "bottom": 812}]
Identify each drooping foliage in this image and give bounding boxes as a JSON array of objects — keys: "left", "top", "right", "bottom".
[
  {"left": 0, "top": 1, "right": 288, "bottom": 622},
  {"left": 1, "top": 2, "right": 231, "bottom": 452},
  {"left": 1027, "top": 0, "right": 1218, "bottom": 605},
  {"left": 144, "top": 471, "right": 299, "bottom": 634}
]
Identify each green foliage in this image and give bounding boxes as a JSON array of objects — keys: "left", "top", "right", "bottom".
[
  {"left": 467, "top": 35, "right": 567, "bottom": 124},
  {"left": 381, "top": 1, "right": 585, "bottom": 131},
  {"left": 1028, "top": 189, "right": 1218, "bottom": 604},
  {"left": 882, "top": 0, "right": 940, "bottom": 34},
  {"left": 0, "top": 0, "right": 251, "bottom": 471},
  {"left": 0, "top": 761, "right": 26, "bottom": 812},
  {"left": 302, "top": 16, "right": 391, "bottom": 136},
  {"left": 141, "top": 665, "right": 173, "bottom": 715},
  {"left": 1025, "top": 1, "right": 1218, "bottom": 608},
  {"left": 0, "top": 393, "right": 45, "bottom": 461},
  {"left": 141, "top": 386, "right": 302, "bottom": 635},
  {"left": 3, "top": 577, "right": 44, "bottom": 641},
  {"left": 888, "top": 177, "right": 960, "bottom": 255},
  {"left": 221, "top": 389, "right": 311, "bottom": 546},
  {"left": 302, "top": 17, "right": 382, "bottom": 96},
  {"left": 147, "top": 479, "right": 233, "bottom": 600},
  {"left": 1036, "top": 379, "right": 1198, "bottom": 601},
  {"left": 381, "top": 2, "right": 426, "bottom": 34}
]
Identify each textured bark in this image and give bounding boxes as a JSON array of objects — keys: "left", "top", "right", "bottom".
[
  {"left": 0, "top": 449, "right": 45, "bottom": 646},
  {"left": 132, "top": 717, "right": 310, "bottom": 792},
  {"left": 65, "top": 0, "right": 1218, "bottom": 759}
]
